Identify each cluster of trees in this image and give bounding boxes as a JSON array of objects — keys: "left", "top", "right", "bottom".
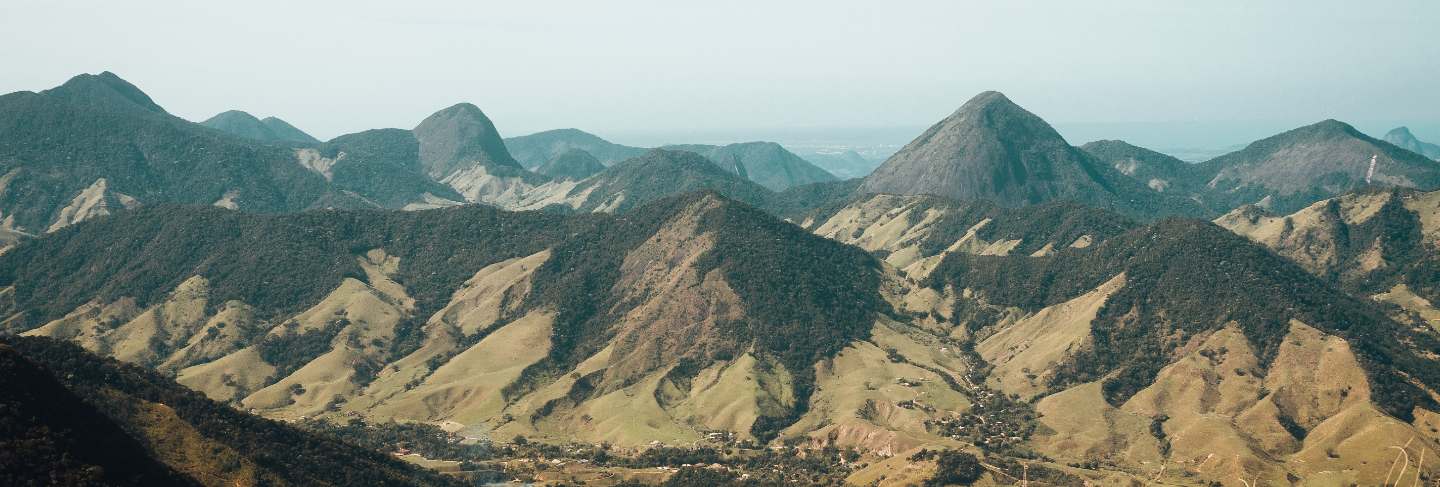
[
  {"left": 909, "top": 449, "right": 983, "bottom": 486},
  {"left": 299, "top": 418, "right": 492, "bottom": 462}
]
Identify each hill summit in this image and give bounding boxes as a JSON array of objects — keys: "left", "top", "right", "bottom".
[{"left": 859, "top": 91, "right": 1199, "bottom": 219}]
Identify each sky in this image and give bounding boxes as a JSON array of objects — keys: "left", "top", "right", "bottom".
[{"left": 3, "top": 0, "right": 1437, "bottom": 150}]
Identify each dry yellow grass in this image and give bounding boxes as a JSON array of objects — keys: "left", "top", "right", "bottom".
[{"left": 978, "top": 273, "right": 1124, "bottom": 399}]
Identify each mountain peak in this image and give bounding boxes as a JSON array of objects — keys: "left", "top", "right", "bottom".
[
  {"left": 859, "top": 91, "right": 1116, "bottom": 207},
  {"left": 413, "top": 102, "right": 521, "bottom": 178},
  {"left": 1386, "top": 126, "right": 1416, "bottom": 139},
  {"left": 431, "top": 102, "right": 484, "bottom": 118},
  {"left": 48, "top": 71, "right": 165, "bottom": 114},
  {"left": 258, "top": 116, "right": 320, "bottom": 144},
  {"left": 201, "top": 110, "right": 318, "bottom": 144},
  {"left": 959, "top": 90, "right": 1014, "bottom": 108},
  {"left": 1384, "top": 126, "right": 1440, "bottom": 160},
  {"left": 1197, "top": 118, "right": 1440, "bottom": 213}
]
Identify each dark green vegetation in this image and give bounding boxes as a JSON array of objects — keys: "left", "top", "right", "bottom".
[
  {"left": 200, "top": 110, "right": 318, "bottom": 144},
  {"left": 0, "top": 337, "right": 461, "bottom": 487},
  {"left": 504, "top": 128, "right": 647, "bottom": 168},
  {"left": 1222, "top": 188, "right": 1440, "bottom": 322},
  {"left": 926, "top": 218, "right": 1440, "bottom": 419},
  {"left": 762, "top": 178, "right": 865, "bottom": 221},
  {"left": 298, "top": 418, "right": 493, "bottom": 461},
  {"left": 1, "top": 191, "right": 886, "bottom": 438},
  {"left": 535, "top": 148, "right": 606, "bottom": 181},
  {"left": 0, "top": 343, "right": 198, "bottom": 487},
  {"left": 664, "top": 141, "right": 838, "bottom": 191},
  {"left": 559, "top": 149, "right": 776, "bottom": 213},
  {"left": 318, "top": 128, "right": 468, "bottom": 207},
  {"left": 0, "top": 72, "right": 334, "bottom": 233},
  {"left": 1309, "top": 190, "right": 1440, "bottom": 301},
  {"left": 910, "top": 449, "right": 984, "bottom": 486},
  {"left": 508, "top": 191, "right": 886, "bottom": 439},
  {"left": 0, "top": 203, "right": 585, "bottom": 332},
  {"left": 1080, "top": 139, "right": 1203, "bottom": 196}
]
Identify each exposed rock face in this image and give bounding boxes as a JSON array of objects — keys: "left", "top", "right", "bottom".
[
  {"left": 862, "top": 92, "right": 1100, "bottom": 206},
  {"left": 859, "top": 92, "right": 1200, "bottom": 219},
  {"left": 412, "top": 103, "right": 523, "bottom": 179},
  {"left": 515, "top": 149, "right": 774, "bottom": 213},
  {"left": 45, "top": 178, "right": 139, "bottom": 232},
  {"left": 1384, "top": 126, "right": 1440, "bottom": 160}
]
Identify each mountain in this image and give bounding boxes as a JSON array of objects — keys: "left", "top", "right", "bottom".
[
  {"left": 797, "top": 149, "right": 882, "bottom": 179},
  {"left": 1384, "top": 126, "right": 1440, "bottom": 160},
  {"left": 201, "top": 110, "right": 279, "bottom": 141},
  {"left": 1191, "top": 119, "right": 1440, "bottom": 214},
  {"left": 0, "top": 337, "right": 462, "bottom": 487},
  {"left": 506, "top": 149, "right": 776, "bottom": 213},
  {"left": 0, "top": 72, "right": 335, "bottom": 235},
  {"left": 410, "top": 103, "right": 550, "bottom": 205},
  {"left": 313, "top": 128, "right": 467, "bottom": 208},
  {"left": 10, "top": 187, "right": 1440, "bottom": 484},
  {"left": 1216, "top": 187, "right": 1440, "bottom": 330},
  {"left": 664, "top": 142, "right": 837, "bottom": 191},
  {"left": 261, "top": 116, "right": 320, "bottom": 144},
  {"left": 922, "top": 217, "right": 1440, "bottom": 485},
  {"left": 2, "top": 192, "right": 885, "bottom": 447},
  {"left": 801, "top": 193, "right": 1135, "bottom": 279},
  {"left": 535, "top": 148, "right": 605, "bottom": 181},
  {"left": 504, "top": 128, "right": 647, "bottom": 168},
  {"left": 412, "top": 103, "right": 521, "bottom": 179},
  {"left": 858, "top": 92, "right": 1205, "bottom": 220},
  {"left": 1079, "top": 139, "right": 1200, "bottom": 195},
  {"left": 200, "top": 110, "right": 318, "bottom": 144}
]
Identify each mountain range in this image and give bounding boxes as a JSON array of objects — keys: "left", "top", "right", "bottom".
[{"left": 7, "top": 71, "right": 1440, "bottom": 486}]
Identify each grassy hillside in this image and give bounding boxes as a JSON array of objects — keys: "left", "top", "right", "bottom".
[{"left": 926, "top": 218, "right": 1440, "bottom": 419}]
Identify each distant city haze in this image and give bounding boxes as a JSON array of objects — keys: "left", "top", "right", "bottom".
[{"left": 4, "top": 0, "right": 1437, "bottom": 153}]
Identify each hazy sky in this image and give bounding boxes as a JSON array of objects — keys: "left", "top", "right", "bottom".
[{"left": 3, "top": 0, "right": 1437, "bottom": 148}]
